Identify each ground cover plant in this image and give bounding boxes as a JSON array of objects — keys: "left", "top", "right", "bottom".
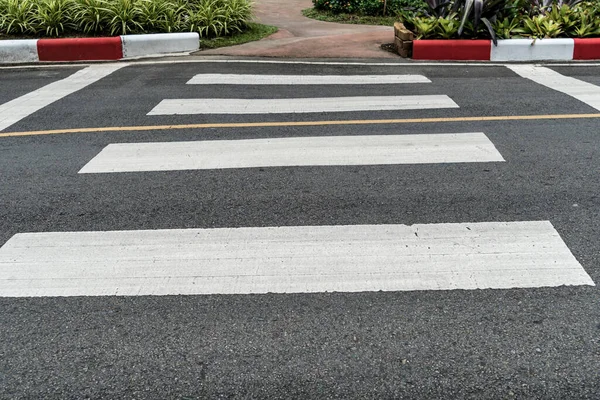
[{"left": 0, "top": 0, "right": 253, "bottom": 37}]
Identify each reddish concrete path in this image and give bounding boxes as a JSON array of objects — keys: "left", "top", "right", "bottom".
[{"left": 200, "top": 0, "right": 396, "bottom": 58}]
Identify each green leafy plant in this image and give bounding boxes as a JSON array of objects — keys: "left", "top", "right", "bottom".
[
  {"left": 136, "top": 0, "right": 168, "bottom": 31},
  {"left": 457, "top": 0, "right": 509, "bottom": 43},
  {"left": 188, "top": 0, "right": 227, "bottom": 37},
  {"left": 312, "top": 0, "right": 357, "bottom": 13},
  {"left": 422, "top": 0, "right": 459, "bottom": 17},
  {"left": 435, "top": 12, "right": 460, "bottom": 37},
  {"left": 358, "top": 0, "right": 384, "bottom": 15},
  {"left": 73, "top": 0, "right": 110, "bottom": 34},
  {"left": 493, "top": 15, "right": 525, "bottom": 38},
  {"left": 387, "top": 0, "right": 426, "bottom": 13},
  {"left": 529, "top": 0, "right": 583, "bottom": 15},
  {"left": 522, "top": 14, "right": 563, "bottom": 37},
  {"left": 412, "top": 15, "right": 438, "bottom": 37},
  {"left": 35, "top": 0, "right": 75, "bottom": 36},
  {"left": 2, "top": 0, "right": 37, "bottom": 34},
  {"left": 311, "top": 0, "right": 424, "bottom": 15},
  {"left": 571, "top": 10, "right": 600, "bottom": 37},
  {"left": 223, "top": 0, "right": 252, "bottom": 31},
  {"left": 186, "top": 0, "right": 253, "bottom": 36},
  {"left": 104, "top": 0, "right": 144, "bottom": 35}
]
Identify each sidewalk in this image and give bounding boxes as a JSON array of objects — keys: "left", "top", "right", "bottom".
[{"left": 199, "top": 0, "right": 396, "bottom": 58}]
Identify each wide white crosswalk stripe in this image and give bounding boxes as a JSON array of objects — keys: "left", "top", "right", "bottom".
[
  {"left": 508, "top": 65, "right": 600, "bottom": 111},
  {"left": 187, "top": 74, "right": 432, "bottom": 85},
  {"left": 147, "top": 95, "right": 459, "bottom": 115},
  {"left": 0, "top": 64, "right": 125, "bottom": 132},
  {"left": 78, "top": 133, "right": 504, "bottom": 173},
  {"left": 0, "top": 221, "right": 593, "bottom": 297}
]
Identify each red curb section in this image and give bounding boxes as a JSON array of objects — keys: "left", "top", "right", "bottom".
[
  {"left": 412, "top": 40, "right": 491, "bottom": 60},
  {"left": 37, "top": 37, "right": 123, "bottom": 62},
  {"left": 573, "top": 38, "right": 600, "bottom": 60}
]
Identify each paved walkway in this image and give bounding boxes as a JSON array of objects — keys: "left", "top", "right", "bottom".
[{"left": 200, "top": 0, "right": 396, "bottom": 58}]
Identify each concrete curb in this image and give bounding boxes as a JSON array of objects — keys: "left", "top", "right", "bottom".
[
  {"left": 37, "top": 37, "right": 123, "bottom": 62},
  {"left": 411, "top": 38, "right": 600, "bottom": 61},
  {"left": 121, "top": 33, "right": 199, "bottom": 58},
  {"left": 413, "top": 40, "right": 491, "bottom": 61},
  {"left": 0, "top": 33, "right": 199, "bottom": 64},
  {"left": 0, "top": 40, "right": 39, "bottom": 63},
  {"left": 490, "top": 38, "right": 573, "bottom": 61}
]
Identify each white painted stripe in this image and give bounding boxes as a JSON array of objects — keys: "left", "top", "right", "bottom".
[
  {"left": 0, "top": 65, "right": 124, "bottom": 132},
  {"left": 491, "top": 39, "right": 574, "bottom": 62},
  {"left": 0, "top": 221, "right": 593, "bottom": 297},
  {"left": 187, "top": 74, "right": 431, "bottom": 85},
  {"left": 78, "top": 133, "right": 504, "bottom": 173},
  {"left": 508, "top": 65, "right": 600, "bottom": 111},
  {"left": 148, "top": 95, "right": 459, "bottom": 115}
]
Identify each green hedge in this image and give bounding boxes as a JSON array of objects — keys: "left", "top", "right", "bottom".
[
  {"left": 0, "top": 0, "right": 252, "bottom": 37},
  {"left": 312, "top": 0, "right": 426, "bottom": 16}
]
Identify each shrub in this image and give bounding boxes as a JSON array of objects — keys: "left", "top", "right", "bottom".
[
  {"left": 35, "top": 0, "right": 75, "bottom": 36},
  {"left": 104, "top": 0, "right": 144, "bottom": 35},
  {"left": 73, "top": 0, "right": 110, "bottom": 34},
  {"left": 1, "top": 0, "right": 38, "bottom": 34},
  {"left": 313, "top": 0, "right": 357, "bottom": 13},
  {"left": 312, "top": 0, "right": 425, "bottom": 15},
  {"left": 0, "top": 0, "right": 253, "bottom": 37},
  {"left": 186, "top": 0, "right": 251, "bottom": 37},
  {"left": 398, "top": 0, "right": 600, "bottom": 40}
]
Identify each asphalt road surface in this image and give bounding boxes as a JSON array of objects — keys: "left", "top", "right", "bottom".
[{"left": 0, "top": 60, "right": 599, "bottom": 399}]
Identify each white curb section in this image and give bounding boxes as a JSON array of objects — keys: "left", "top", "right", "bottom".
[
  {"left": 0, "top": 40, "right": 39, "bottom": 64},
  {"left": 491, "top": 38, "right": 575, "bottom": 61},
  {"left": 121, "top": 33, "right": 200, "bottom": 59}
]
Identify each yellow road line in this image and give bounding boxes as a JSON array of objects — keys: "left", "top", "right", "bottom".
[{"left": 2, "top": 113, "right": 600, "bottom": 138}]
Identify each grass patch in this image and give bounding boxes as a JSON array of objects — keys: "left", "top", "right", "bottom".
[
  {"left": 199, "top": 22, "right": 277, "bottom": 49},
  {"left": 302, "top": 8, "right": 396, "bottom": 26}
]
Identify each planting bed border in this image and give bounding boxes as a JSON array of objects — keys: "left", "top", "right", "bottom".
[
  {"left": 394, "top": 22, "right": 600, "bottom": 61},
  {"left": 0, "top": 32, "right": 199, "bottom": 64}
]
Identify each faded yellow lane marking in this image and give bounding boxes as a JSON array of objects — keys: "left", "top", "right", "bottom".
[{"left": 1, "top": 113, "right": 600, "bottom": 138}]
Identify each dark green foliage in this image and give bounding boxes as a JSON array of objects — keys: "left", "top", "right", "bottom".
[{"left": 312, "top": 0, "right": 426, "bottom": 16}]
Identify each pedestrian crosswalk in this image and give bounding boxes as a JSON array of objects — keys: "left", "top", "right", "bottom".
[
  {"left": 0, "top": 222, "right": 593, "bottom": 297},
  {"left": 0, "top": 64, "right": 125, "bottom": 132},
  {"left": 148, "top": 95, "right": 459, "bottom": 115},
  {"left": 149, "top": 72, "right": 458, "bottom": 115},
  {"left": 0, "top": 69, "right": 596, "bottom": 298},
  {"left": 508, "top": 65, "right": 600, "bottom": 111},
  {"left": 78, "top": 133, "right": 504, "bottom": 173},
  {"left": 186, "top": 73, "right": 432, "bottom": 85}
]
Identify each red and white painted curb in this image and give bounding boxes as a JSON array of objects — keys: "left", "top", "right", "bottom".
[
  {"left": 412, "top": 38, "right": 600, "bottom": 61},
  {"left": 0, "top": 33, "right": 199, "bottom": 64}
]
